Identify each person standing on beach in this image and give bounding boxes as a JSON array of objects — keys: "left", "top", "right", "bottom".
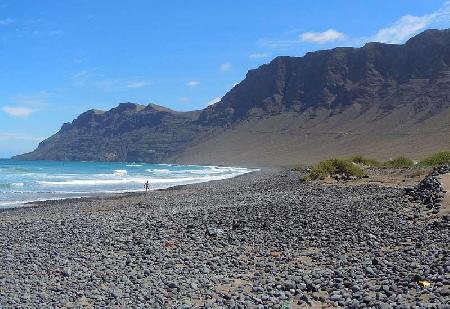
[{"left": 144, "top": 180, "right": 149, "bottom": 192}]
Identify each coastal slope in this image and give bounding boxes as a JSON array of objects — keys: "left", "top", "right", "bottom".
[{"left": 15, "top": 29, "right": 450, "bottom": 165}]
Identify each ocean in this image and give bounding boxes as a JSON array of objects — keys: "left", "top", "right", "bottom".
[{"left": 0, "top": 159, "right": 253, "bottom": 208}]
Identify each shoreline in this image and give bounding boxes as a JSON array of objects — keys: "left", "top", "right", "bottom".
[
  {"left": 0, "top": 169, "right": 448, "bottom": 307},
  {"left": 0, "top": 165, "right": 259, "bottom": 212}
]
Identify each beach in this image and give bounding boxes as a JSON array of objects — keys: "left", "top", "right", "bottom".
[{"left": 0, "top": 169, "right": 449, "bottom": 308}]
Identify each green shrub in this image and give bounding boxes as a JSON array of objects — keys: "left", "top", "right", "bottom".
[
  {"left": 383, "top": 156, "right": 414, "bottom": 168},
  {"left": 349, "top": 155, "right": 380, "bottom": 167},
  {"left": 418, "top": 151, "right": 450, "bottom": 167},
  {"left": 307, "top": 158, "right": 365, "bottom": 180}
]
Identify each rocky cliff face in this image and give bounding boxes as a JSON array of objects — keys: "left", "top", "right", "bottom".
[
  {"left": 14, "top": 29, "right": 450, "bottom": 165},
  {"left": 199, "top": 29, "right": 450, "bottom": 125},
  {"left": 16, "top": 103, "right": 205, "bottom": 162}
]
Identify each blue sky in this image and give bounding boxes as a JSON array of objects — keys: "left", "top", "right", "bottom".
[{"left": 1, "top": 0, "right": 450, "bottom": 157}]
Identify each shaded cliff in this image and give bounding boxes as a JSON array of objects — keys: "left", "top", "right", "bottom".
[
  {"left": 199, "top": 29, "right": 450, "bottom": 125},
  {"left": 16, "top": 103, "right": 205, "bottom": 162}
]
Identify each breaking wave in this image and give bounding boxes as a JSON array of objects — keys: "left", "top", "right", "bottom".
[{"left": 0, "top": 159, "right": 255, "bottom": 208}]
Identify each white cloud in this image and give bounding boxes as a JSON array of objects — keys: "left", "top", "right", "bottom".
[
  {"left": 2, "top": 106, "right": 36, "bottom": 118},
  {"left": 207, "top": 97, "right": 221, "bottom": 106},
  {"left": 72, "top": 71, "right": 151, "bottom": 91},
  {"left": 220, "top": 62, "right": 231, "bottom": 72},
  {"left": 1, "top": 92, "right": 49, "bottom": 118},
  {"left": 260, "top": 29, "right": 345, "bottom": 48},
  {"left": 179, "top": 96, "right": 189, "bottom": 103},
  {"left": 261, "top": 1, "right": 450, "bottom": 49},
  {"left": 371, "top": 2, "right": 450, "bottom": 43},
  {"left": 0, "top": 18, "right": 13, "bottom": 25},
  {"left": 96, "top": 79, "right": 151, "bottom": 91},
  {"left": 186, "top": 80, "right": 200, "bottom": 87},
  {"left": 72, "top": 70, "right": 90, "bottom": 86},
  {"left": 300, "top": 29, "right": 346, "bottom": 44},
  {"left": 259, "top": 38, "right": 297, "bottom": 49},
  {"left": 249, "top": 53, "right": 269, "bottom": 59},
  {"left": 124, "top": 80, "right": 152, "bottom": 89}
]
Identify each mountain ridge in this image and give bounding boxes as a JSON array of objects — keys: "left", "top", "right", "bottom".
[{"left": 14, "top": 29, "right": 450, "bottom": 166}]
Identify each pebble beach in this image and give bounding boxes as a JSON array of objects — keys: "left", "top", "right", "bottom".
[{"left": 0, "top": 169, "right": 449, "bottom": 308}]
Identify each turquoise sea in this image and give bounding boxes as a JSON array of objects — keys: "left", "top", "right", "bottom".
[{"left": 0, "top": 159, "right": 253, "bottom": 208}]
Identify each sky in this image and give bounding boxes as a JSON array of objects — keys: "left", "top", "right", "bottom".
[{"left": 1, "top": 0, "right": 450, "bottom": 158}]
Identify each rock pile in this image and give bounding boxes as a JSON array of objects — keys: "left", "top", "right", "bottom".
[{"left": 405, "top": 165, "right": 449, "bottom": 213}]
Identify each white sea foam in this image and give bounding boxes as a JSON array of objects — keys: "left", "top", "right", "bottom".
[
  {"left": 146, "top": 168, "right": 171, "bottom": 174},
  {"left": 37, "top": 170, "right": 253, "bottom": 187},
  {"left": 113, "top": 169, "right": 128, "bottom": 176},
  {"left": 39, "top": 178, "right": 145, "bottom": 186},
  {"left": 0, "top": 159, "right": 255, "bottom": 207}
]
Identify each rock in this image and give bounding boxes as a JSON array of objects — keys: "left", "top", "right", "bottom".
[
  {"left": 284, "top": 281, "right": 295, "bottom": 290},
  {"left": 206, "top": 227, "right": 224, "bottom": 237},
  {"left": 62, "top": 268, "right": 72, "bottom": 277},
  {"left": 329, "top": 294, "right": 342, "bottom": 302},
  {"left": 439, "top": 287, "right": 450, "bottom": 297},
  {"left": 166, "top": 282, "right": 179, "bottom": 289},
  {"left": 365, "top": 267, "right": 376, "bottom": 277},
  {"left": 378, "top": 303, "right": 393, "bottom": 309}
]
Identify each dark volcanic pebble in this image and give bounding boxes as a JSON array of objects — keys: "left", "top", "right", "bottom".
[{"left": 0, "top": 169, "right": 449, "bottom": 308}]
